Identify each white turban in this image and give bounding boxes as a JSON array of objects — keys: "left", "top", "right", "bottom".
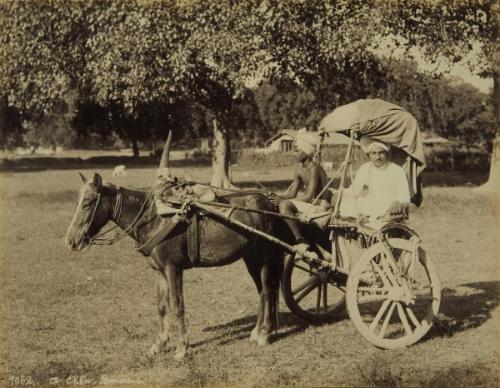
[
  {"left": 362, "top": 140, "right": 389, "bottom": 153},
  {"left": 295, "top": 128, "right": 319, "bottom": 157}
]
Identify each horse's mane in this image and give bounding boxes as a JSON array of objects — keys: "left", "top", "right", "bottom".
[
  {"left": 100, "top": 181, "right": 117, "bottom": 196},
  {"left": 101, "top": 181, "right": 149, "bottom": 199}
]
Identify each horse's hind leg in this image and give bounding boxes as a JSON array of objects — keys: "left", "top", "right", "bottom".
[
  {"left": 166, "top": 262, "right": 189, "bottom": 361},
  {"left": 257, "top": 262, "right": 272, "bottom": 346},
  {"left": 149, "top": 272, "right": 171, "bottom": 356},
  {"left": 252, "top": 251, "right": 283, "bottom": 346},
  {"left": 243, "top": 257, "right": 264, "bottom": 343}
]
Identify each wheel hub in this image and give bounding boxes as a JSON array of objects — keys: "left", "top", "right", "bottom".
[{"left": 387, "top": 286, "right": 414, "bottom": 305}]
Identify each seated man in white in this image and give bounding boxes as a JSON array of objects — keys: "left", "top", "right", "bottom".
[
  {"left": 333, "top": 140, "right": 411, "bottom": 270},
  {"left": 352, "top": 141, "right": 410, "bottom": 228}
]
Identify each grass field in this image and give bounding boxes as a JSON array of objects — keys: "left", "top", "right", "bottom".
[{"left": 0, "top": 166, "right": 499, "bottom": 387}]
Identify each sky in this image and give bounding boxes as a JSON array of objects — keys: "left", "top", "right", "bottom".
[
  {"left": 408, "top": 43, "right": 493, "bottom": 94},
  {"left": 446, "top": 66, "right": 493, "bottom": 93},
  {"left": 375, "top": 37, "right": 493, "bottom": 94}
]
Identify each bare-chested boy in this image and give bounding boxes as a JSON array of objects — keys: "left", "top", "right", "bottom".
[{"left": 272, "top": 129, "right": 331, "bottom": 257}]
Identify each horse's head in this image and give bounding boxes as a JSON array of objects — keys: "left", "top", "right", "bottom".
[{"left": 65, "top": 172, "right": 114, "bottom": 251}]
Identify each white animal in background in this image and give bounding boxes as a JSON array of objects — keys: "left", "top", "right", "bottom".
[
  {"left": 322, "top": 161, "right": 334, "bottom": 170},
  {"left": 112, "top": 165, "right": 127, "bottom": 178}
]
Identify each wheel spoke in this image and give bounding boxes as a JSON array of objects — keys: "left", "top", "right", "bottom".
[
  {"left": 294, "top": 263, "right": 317, "bottom": 276},
  {"left": 323, "top": 283, "right": 328, "bottom": 312},
  {"left": 327, "top": 278, "right": 346, "bottom": 291},
  {"left": 369, "top": 299, "right": 391, "bottom": 332},
  {"left": 396, "top": 302, "right": 413, "bottom": 336},
  {"left": 292, "top": 275, "right": 319, "bottom": 295},
  {"left": 316, "top": 284, "right": 322, "bottom": 313},
  {"left": 405, "top": 307, "right": 421, "bottom": 329},
  {"left": 412, "top": 286, "right": 432, "bottom": 294},
  {"left": 379, "top": 301, "right": 396, "bottom": 338},
  {"left": 294, "top": 277, "right": 321, "bottom": 303},
  {"left": 380, "top": 253, "right": 401, "bottom": 287},
  {"left": 327, "top": 281, "right": 346, "bottom": 293},
  {"left": 357, "top": 286, "right": 389, "bottom": 293},
  {"left": 358, "top": 294, "right": 390, "bottom": 304},
  {"left": 371, "top": 259, "right": 392, "bottom": 287},
  {"left": 397, "top": 251, "right": 413, "bottom": 275}
]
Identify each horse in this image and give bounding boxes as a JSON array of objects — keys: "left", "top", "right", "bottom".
[{"left": 65, "top": 135, "right": 285, "bottom": 361}]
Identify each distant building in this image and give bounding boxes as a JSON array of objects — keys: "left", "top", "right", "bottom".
[
  {"left": 265, "top": 129, "right": 297, "bottom": 152},
  {"left": 264, "top": 128, "right": 354, "bottom": 152}
]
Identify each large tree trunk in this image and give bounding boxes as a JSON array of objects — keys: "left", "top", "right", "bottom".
[
  {"left": 210, "top": 118, "right": 236, "bottom": 188},
  {"left": 131, "top": 139, "right": 139, "bottom": 160},
  {"left": 477, "top": 71, "right": 500, "bottom": 193}
]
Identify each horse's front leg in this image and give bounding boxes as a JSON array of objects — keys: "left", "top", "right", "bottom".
[
  {"left": 166, "top": 262, "right": 189, "bottom": 361},
  {"left": 149, "top": 272, "right": 171, "bottom": 356}
]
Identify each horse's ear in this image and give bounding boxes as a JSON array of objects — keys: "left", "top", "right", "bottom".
[
  {"left": 79, "top": 172, "right": 87, "bottom": 183},
  {"left": 92, "top": 173, "right": 102, "bottom": 190}
]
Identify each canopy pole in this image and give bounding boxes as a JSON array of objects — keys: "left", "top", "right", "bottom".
[
  {"left": 312, "top": 131, "right": 356, "bottom": 210},
  {"left": 333, "top": 131, "right": 356, "bottom": 217}
]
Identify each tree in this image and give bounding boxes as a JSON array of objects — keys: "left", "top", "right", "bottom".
[
  {"left": 381, "top": 0, "right": 499, "bottom": 189},
  {"left": 0, "top": 95, "right": 22, "bottom": 150},
  {"left": 82, "top": 0, "right": 184, "bottom": 158},
  {"left": 257, "top": 1, "right": 389, "bottom": 104},
  {"left": 380, "top": 60, "right": 495, "bottom": 148},
  {"left": 168, "top": 1, "right": 273, "bottom": 187},
  {"left": 0, "top": 0, "right": 90, "bottom": 149}
]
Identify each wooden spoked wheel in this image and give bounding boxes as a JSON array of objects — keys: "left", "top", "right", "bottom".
[
  {"left": 346, "top": 238, "right": 441, "bottom": 349},
  {"left": 281, "top": 254, "right": 347, "bottom": 323}
]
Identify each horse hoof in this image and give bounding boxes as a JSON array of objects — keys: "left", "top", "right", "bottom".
[
  {"left": 174, "top": 346, "right": 187, "bottom": 361},
  {"left": 257, "top": 334, "right": 270, "bottom": 346},
  {"left": 148, "top": 340, "right": 168, "bottom": 357},
  {"left": 148, "top": 343, "right": 161, "bottom": 357},
  {"left": 250, "top": 327, "right": 259, "bottom": 343}
]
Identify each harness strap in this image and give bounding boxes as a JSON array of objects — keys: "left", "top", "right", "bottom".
[
  {"left": 187, "top": 211, "right": 200, "bottom": 265},
  {"left": 112, "top": 187, "right": 123, "bottom": 221},
  {"left": 136, "top": 214, "right": 185, "bottom": 256}
]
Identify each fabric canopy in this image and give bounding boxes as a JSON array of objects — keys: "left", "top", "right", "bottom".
[{"left": 319, "top": 98, "right": 425, "bottom": 167}]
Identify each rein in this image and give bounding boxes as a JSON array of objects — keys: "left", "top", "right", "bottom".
[{"left": 81, "top": 179, "right": 273, "bottom": 250}]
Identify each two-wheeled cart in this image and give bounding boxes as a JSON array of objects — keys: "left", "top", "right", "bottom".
[{"left": 194, "top": 125, "right": 440, "bottom": 349}]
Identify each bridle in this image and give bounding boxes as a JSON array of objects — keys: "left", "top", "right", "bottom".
[
  {"left": 82, "top": 187, "right": 150, "bottom": 248},
  {"left": 79, "top": 178, "right": 219, "bottom": 249},
  {"left": 81, "top": 191, "right": 103, "bottom": 244}
]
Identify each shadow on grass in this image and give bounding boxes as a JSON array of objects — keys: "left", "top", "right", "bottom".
[
  {"left": 191, "top": 281, "right": 498, "bottom": 350},
  {"left": 428, "top": 281, "right": 500, "bottom": 339},
  {"left": 194, "top": 309, "right": 347, "bottom": 348}
]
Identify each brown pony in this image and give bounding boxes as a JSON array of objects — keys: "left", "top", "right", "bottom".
[{"left": 65, "top": 137, "right": 284, "bottom": 361}]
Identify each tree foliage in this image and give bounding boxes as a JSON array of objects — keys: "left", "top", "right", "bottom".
[
  {"left": 0, "top": 0, "right": 496, "bottom": 170},
  {"left": 380, "top": 61, "right": 495, "bottom": 148}
]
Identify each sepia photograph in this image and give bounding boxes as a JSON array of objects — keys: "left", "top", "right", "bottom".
[{"left": 0, "top": 0, "right": 498, "bottom": 387}]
